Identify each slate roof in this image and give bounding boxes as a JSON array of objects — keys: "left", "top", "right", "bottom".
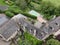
[
  {"left": 41, "top": 16, "right": 60, "bottom": 39},
  {"left": 54, "top": 29, "right": 60, "bottom": 36},
  {"left": 0, "top": 19, "right": 19, "bottom": 41},
  {"left": 18, "top": 18, "right": 47, "bottom": 40},
  {"left": 34, "top": 21, "right": 43, "bottom": 28},
  {"left": 48, "top": 16, "right": 60, "bottom": 33},
  {"left": 0, "top": 14, "right": 8, "bottom": 27}
]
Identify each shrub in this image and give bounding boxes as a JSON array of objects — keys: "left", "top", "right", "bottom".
[
  {"left": 43, "top": 14, "right": 54, "bottom": 20},
  {"left": 32, "top": 0, "right": 42, "bottom": 4},
  {"left": 29, "top": 2, "right": 40, "bottom": 11},
  {"left": 5, "top": 11, "right": 14, "bottom": 18},
  {"left": 8, "top": 6, "right": 22, "bottom": 14}
]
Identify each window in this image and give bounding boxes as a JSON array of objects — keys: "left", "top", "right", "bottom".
[
  {"left": 55, "top": 22, "right": 59, "bottom": 26},
  {"left": 42, "top": 22, "right": 45, "bottom": 24},
  {"left": 0, "top": 36, "right": 2, "bottom": 38},
  {"left": 31, "top": 29, "right": 33, "bottom": 31},
  {"left": 49, "top": 26, "right": 53, "bottom": 29},
  {"left": 49, "top": 26, "right": 54, "bottom": 30}
]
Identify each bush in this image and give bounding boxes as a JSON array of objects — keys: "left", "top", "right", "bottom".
[
  {"left": 46, "top": 39, "right": 60, "bottom": 45},
  {"left": 5, "top": 11, "right": 14, "bottom": 18},
  {"left": 29, "top": 2, "right": 40, "bottom": 11},
  {"left": 43, "top": 14, "right": 54, "bottom": 20},
  {"left": 32, "top": 0, "right": 42, "bottom": 4},
  {"left": 8, "top": 6, "right": 22, "bottom": 15}
]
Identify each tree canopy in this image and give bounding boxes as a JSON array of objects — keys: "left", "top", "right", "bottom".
[{"left": 46, "top": 39, "right": 60, "bottom": 45}]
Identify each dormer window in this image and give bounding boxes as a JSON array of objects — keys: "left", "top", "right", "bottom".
[
  {"left": 49, "top": 26, "right": 54, "bottom": 30},
  {"left": 49, "top": 26, "right": 52, "bottom": 29},
  {"left": 23, "top": 18, "right": 25, "bottom": 19},
  {"left": 42, "top": 22, "right": 45, "bottom": 24},
  {"left": 55, "top": 22, "right": 59, "bottom": 26}
]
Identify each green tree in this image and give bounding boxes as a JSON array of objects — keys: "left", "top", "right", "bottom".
[
  {"left": 40, "top": 1, "right": 55, "bottom": 15},
  {"left": 29, "top": 2, "right": 40, "bottom": 11},
  {"left": 15, "top": 0, "right": 27, "bottom": 10},
  {"left": 46, "top": 39, "right": 60, "bottom": 45},
  {"left": 40, "top": 1, "right": 56, "bottom": 20},
  {"left": 55, "top": 6, "right": 60, "bottom": 17}
]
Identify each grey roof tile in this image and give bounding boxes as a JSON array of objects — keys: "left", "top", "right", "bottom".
[{"left": 0, "top": 19, "right": 18, "bottom": 41}]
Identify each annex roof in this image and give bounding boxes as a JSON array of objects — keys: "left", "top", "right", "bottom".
[
  {"left": 0, "top": 18, "right": 19, "bottom": 41},
  {"left": 0, "top": 14, "right": 8, "bottom": 27}
]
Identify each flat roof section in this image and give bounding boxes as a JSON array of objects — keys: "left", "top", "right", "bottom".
[{"left": 29, "top": 10, "right": 43, "bottom": 17}]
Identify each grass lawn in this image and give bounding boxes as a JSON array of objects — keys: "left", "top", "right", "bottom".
[
  {"left": 42, "top": 0, "right": 60, "bottom": 7},
  {"left": 0, "top": 0, "right": 6, "bottom": 5}
]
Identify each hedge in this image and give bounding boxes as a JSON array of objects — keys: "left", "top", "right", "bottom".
[
  {"left": 21, "top": 12, "right": 37, "bottom": 19},
  {"left": 5, "top": 11, "right": 14, "bottom": 18}
]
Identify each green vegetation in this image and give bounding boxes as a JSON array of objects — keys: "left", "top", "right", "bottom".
[
  {"left": 18, "top": 32, "right": 43, "bottom": 45},
  {"left": 42, "top": 0, "right": 60, "bottom": 7},
  {"left": 5, "top": 11, "right": 14, "bottom": 18},
  {"left": 0, "top": 0, "right": 6, "bottom": 5},
  {"left": 32, "top": 0, "right": 42, "bottom": 4},
  {"left": 46, "top": 39, "right": 60, "bottom": 45},
  {"left": 1, "top": 0, "right": 60, "bottom": 20},
  {"left": 21, "top": 12, "right": 37, "bottom": 19},
  {"left": 40, "top": 0, "right": 60, "bottom": 20},
  {"left": 39, "top": 1, "right": 56, "bottom": 20},
  {"left": 8, "top": 6, "right": 22, "bottom": 14},
  {"left": 29, "top": 2, "right": 40, "bottom": 11},
  {"left": 15, "top": 0, "right": 27, "bottom": 10}
]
